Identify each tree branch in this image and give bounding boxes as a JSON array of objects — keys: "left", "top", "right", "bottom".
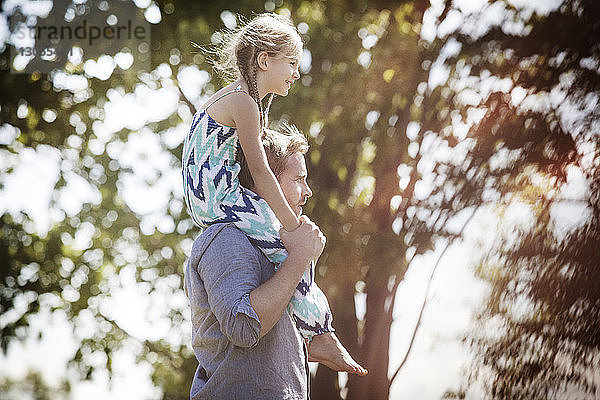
[{"left": 389, "top": 204, "right": 481, "bottom": 385}]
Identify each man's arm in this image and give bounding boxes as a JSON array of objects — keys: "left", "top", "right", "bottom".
[
  {"left": 250, "top": 216, "right": 325, "bottom": 338},
  {"left": 196, "top": 217, "right": 324, "bottom": 346},
  {"left": 197, "top": 226, "right": 264, "bottom": 348}
]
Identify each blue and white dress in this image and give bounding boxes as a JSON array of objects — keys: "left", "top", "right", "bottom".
[{"left": 182, "top": 88, "right": 333, "bottom": 338}]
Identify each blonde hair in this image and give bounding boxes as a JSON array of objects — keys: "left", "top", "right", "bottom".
[
  {"left": 239, "top": 123, "right": 309, "bottom": 188},
  {"left": 263, "top": 123, "right": 309, "bottom": 177},
  {"left": 213, "top": 13, "right": 303, "bottom": 130}
]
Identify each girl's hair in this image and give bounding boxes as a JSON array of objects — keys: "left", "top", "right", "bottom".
[{"left": 214, "top": 13, "right": 303, "bottom": 131}]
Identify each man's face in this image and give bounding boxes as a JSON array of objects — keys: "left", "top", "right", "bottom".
[{"left": 277, "top": 152, "right": 312, "bottom": 217}]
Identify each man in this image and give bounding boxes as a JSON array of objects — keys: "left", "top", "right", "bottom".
[{"left": 184, "top": 125, "right": 366, "bottom": 400}]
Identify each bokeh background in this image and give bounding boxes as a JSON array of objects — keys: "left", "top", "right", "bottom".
[{"left": 1, "top": 0, "right": 599, "bottom": 399}]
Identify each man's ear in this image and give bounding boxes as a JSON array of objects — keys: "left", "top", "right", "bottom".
[{"left": 256, "top": 51, "right": 269, "bottom": 71}]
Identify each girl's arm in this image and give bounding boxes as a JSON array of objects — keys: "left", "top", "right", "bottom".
[{"left": 232, "top": 96, "right": 300, "bottom": 231}]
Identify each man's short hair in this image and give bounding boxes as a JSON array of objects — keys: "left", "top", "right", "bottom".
[{"left": 238, "top": 123, "right": 309, "bottom": 188}]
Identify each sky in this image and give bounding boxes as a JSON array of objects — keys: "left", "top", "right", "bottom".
[{"left": 0, "top": 0, "right": 586, "bottom": 399}]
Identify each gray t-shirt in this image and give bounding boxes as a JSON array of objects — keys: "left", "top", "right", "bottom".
[{"left": 184, "top": 223, "right": 309, "bottom": 400}]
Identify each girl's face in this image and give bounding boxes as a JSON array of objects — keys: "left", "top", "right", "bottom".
[{"left": 263, "top": 51, "right": 301, "bottom": 96}]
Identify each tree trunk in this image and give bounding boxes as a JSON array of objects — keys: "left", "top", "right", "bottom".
[
  {"left": 312, "top": 365, "right": 341, "bottom": 400},
  {"left": 312, "top": 264, "right": 360, "bottom": 399},
  {"left": 346, "top": 274, "right": 394, "bottom": 400}
]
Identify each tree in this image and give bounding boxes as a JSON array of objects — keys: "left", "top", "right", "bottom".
[
  {"left": 441, "top": 0, "right": 600, "bottom": 397},
  {"left": 462, "top": 173, "right": 599, "bottom": 399},
  {"left": 0, "top": 1, "right": 232, "bottom": 397},
  {"left": 297, "top": 0, "right": 591, "bottom": 397},
  {"left": 3, "top": 0, "right": 596, "bottom": 399},
  {"left": 2, "top": 1, "right": 440, "bottom": 398},
  {"left": 0, "top": 370, "right": 69, "bottom": 400}
]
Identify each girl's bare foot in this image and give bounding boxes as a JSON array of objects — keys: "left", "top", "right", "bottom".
[{"left": 307, "top": 332, "right": 368, "bottom": 376}]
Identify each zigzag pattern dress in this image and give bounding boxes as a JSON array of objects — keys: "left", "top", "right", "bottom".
[{"left": 181, "top": 89, "right": 333, "bottom": 338}]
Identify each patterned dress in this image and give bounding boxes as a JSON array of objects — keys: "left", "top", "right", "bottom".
[{"left": 182, "top": 88, "right": 333, "bottom": 338}]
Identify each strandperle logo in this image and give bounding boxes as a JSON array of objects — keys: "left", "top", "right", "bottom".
[
  {"left": 14, "top": 19, "right": 147, "bottom": 47},
  {"left": 9, "top": 0, "right": 150, "bottom": 74}
]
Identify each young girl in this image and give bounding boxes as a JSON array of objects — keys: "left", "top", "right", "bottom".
[{"left": 182, "top": 14, "right": 333, "bottom": 343}]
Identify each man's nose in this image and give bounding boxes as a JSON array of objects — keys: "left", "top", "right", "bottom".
[
  {"left": 303, "top": 182, "right": 312, "bottom": 198},
  {"left": 292, "top": 68, "right": 300, "bottom": 80}
]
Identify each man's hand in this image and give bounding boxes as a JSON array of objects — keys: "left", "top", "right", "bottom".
[
  {"left": 280, "top": 215, "right": 325, "bottom": 265},
  {"left": 250, "top": 216, "right": 325, "bottom": 338}
]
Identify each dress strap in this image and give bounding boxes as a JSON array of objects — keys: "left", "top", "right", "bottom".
[{"left": 204, "top": 86, "right": 247, "bottom": 110}]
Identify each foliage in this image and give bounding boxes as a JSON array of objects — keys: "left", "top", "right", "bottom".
[
  {"left": 435, "top": 0, "right": 600, "bottom": 398},
  {"left": 468, "top": 187, "right": 600, "bottom": 399},
  {"left": 0, "top": 370, "right": 69, "bottom": 400},
  {"left": 1, "top": 0, "right": 598, "bottom": 399}
]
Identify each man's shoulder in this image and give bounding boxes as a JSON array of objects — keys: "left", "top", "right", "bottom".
[
  {"left": 204, "top": 222, "right": 252, "bottom": 242},
  {"left": 191, "top": 223, "right": 255, "bottom": 258},
  {"left": 202, "top": 222, "right": 242, "bottom": 238}
]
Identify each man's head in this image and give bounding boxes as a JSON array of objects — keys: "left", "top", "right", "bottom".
[
  {"left": 240, "top": 124, "right": 312, "bottom": 216},
  {"left": 262, "top": 123, "right": 309, "bottom": 177}
]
